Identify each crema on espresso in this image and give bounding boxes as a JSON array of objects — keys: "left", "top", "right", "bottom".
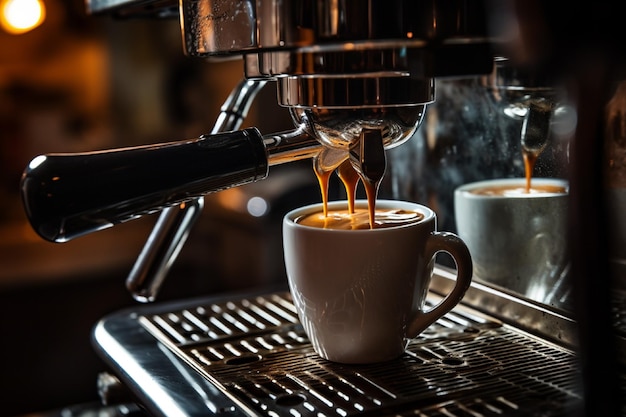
[
  {"left": 295, "top": 208, "right": 424, "bottom": 230},
  {"left": 469, "top": 184, "right": 567, "bottom": 197}
]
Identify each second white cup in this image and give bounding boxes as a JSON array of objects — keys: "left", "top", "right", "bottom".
[{"left": 454, "top": 178, "right": 569, "bottom": 303}]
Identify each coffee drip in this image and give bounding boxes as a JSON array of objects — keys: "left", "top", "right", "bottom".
[
  {"left": 313, "top": 128, "right": 387, "bottom": 229},
  {"left": 336, "top": 161, "right": 360, "bottom": 214},
  {"left": 521, "top": 99, "right": 555, "bottom": 192}
]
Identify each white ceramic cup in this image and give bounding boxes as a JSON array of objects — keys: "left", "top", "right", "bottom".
[
  {"left": 454, "top": 178, "right": 569, "bottom": 302},
  {"left": 282, "top": 199, "right": 472, "bottom": 364}
]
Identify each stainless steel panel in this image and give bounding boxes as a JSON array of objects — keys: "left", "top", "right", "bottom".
[{"left": 93, "top": 270, "right": 590, "bottom": 416}]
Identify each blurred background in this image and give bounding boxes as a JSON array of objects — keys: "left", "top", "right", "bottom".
[
  {"left": 0, "top": 1, "right": 327, "bottom": 415},
  {"left": 1, "top": 1, "right": 604, "bottom": 415}
]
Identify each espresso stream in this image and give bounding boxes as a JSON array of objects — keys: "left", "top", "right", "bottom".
[
  {"left": 309, "top": 151, "right": 423, "bottom": 229},
  {"left": 313, "top": 156, "right": 383, "bottom": 229},
  {"left": 523, "top": 148, "right": 540, "bottom": 193}
]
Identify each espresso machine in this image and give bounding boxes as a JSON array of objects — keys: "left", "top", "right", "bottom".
[{"left": 18, "top": 1, "right": 625, "bottom": 416}]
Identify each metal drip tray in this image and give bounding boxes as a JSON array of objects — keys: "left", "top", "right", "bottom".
[
  {"left": 93, "top": 271, "right": 585, "bottom": 417},
  {"left": 143, "top": 294, "right": 581, "bottom": 416}
]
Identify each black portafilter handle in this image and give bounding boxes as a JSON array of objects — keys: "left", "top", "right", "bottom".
[{"left": 20, "top": 128, "right": 269, "bottom": 243}]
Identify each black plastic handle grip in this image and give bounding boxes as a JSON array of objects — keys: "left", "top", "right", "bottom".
[{"left": 20, "top": 128, "right": 268, "bottom": 242}]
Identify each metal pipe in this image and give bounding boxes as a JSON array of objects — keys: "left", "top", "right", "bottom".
[{"left": 126, "top": 79, "right": 268, "bottom": 302}]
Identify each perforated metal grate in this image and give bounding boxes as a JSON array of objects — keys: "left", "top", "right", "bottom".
[{"left": 140, "top": 292, "right": 583, "bottom": 416}]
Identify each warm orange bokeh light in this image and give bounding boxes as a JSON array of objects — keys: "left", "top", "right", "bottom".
[{"left": 0, "top": 0, "right": 46, "bottom": 35}]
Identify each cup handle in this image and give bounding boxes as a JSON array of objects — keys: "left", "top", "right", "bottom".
[{"left": 406, "top": 231, "right": 473, "bottom": 338}]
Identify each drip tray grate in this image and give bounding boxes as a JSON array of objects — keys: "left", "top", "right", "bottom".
[{"left": 139, "top": 292, "right": 583, "bottom": 416}]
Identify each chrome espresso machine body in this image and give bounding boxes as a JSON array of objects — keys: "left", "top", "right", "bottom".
[{"left": 18, "top": 1, "right": 626, "bottom": 416}]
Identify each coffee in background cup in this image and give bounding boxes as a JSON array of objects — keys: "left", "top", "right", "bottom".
[
  {"left": 467, "top": 182, "right": 566, "bottom": 197},
  {"left": 283, "top": 199, "right": 472, "bottom": 364},
  {"left": 454, "top": 178, "right": 569, "bottom": 307}
]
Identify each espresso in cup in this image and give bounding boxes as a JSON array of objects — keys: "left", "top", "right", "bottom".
[
  {"left": 287, "top": 139, "right": 472, "bottom": 363},
  {"left": 283, "top": 199, "right": 472, "bottom": 364},
  {"left": 295, "top": 207, "right": 424, "bottom": 230}
]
